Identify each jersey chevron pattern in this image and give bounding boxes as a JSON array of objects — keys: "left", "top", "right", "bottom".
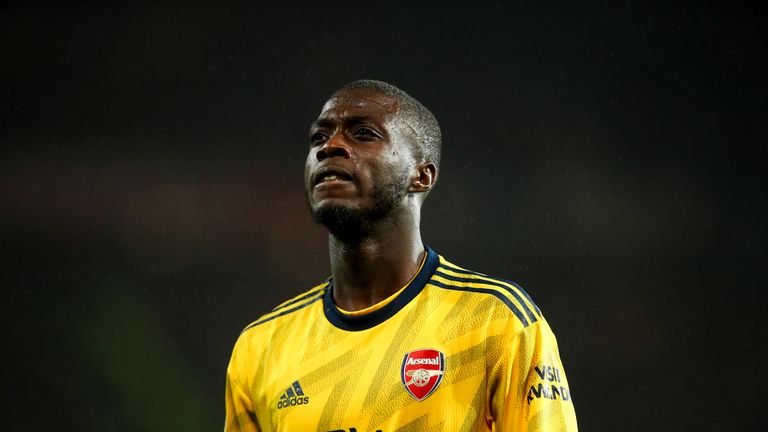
[{"left": 225, "top": 247, "right": 577, "bottom": 431}]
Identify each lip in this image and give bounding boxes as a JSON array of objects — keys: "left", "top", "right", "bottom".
[{"left": 312, "top": 166, "right": 354, "bottom": 186}]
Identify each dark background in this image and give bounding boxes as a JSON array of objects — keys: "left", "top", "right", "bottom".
[{"left": 2, "top": 2, "right": 766, "bottom": 431}]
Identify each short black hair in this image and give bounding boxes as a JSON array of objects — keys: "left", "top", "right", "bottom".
[{"left": 336, "top": 80, "right": 442, "bottom": 172}]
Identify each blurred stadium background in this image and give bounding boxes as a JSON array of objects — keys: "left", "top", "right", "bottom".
[{"left": 2, "top": 2, "right": 765, "bottom": 430}]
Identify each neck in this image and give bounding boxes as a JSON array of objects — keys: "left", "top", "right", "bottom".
[{"left": 328, "top": 209, "right": 425, "bottom": 312}]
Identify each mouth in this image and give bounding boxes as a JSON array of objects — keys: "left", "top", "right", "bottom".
[{"left": 313, "top": 166, "right": 354, "bottom": 186}]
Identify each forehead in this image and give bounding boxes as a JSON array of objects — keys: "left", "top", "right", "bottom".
[{"left": 316, "top": 88, "right": 400, "bottom": 124}]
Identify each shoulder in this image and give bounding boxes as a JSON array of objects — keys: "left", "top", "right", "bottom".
[
  {"left": 239, "top": 281, "right": 329, "bottom": 336},
  {"left": 429, "top": 255, "right": 543, "bottom": 329},
  {"left": 227, "top": 282, "right": 329, "bottom": 383}
]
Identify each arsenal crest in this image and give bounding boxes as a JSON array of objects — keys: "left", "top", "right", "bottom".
[{"left": 401, "top": 348, "right": 445, "bottom": 401}]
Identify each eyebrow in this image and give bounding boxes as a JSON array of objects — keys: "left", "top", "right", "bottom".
[{"left": 310, "top": 115, "right": 378, "bottom": 131}]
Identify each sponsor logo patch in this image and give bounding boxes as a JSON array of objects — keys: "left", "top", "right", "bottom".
[
  {"left": 526, "top": 364, "right": 572, "bottom": 404},
  {"left": 277, "top": 380, "right": 309, "bottom": 409},
  {"left": 400, "top": 348, "right": 445, "bottom": 401}
]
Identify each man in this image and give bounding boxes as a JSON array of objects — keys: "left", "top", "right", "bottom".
[{"left": 225, "top": 80, "right": 577, "bottom": 431}]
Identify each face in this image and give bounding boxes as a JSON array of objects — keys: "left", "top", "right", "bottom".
[{"left": 305, "top": 88, "right": 416, "bottom": 235}]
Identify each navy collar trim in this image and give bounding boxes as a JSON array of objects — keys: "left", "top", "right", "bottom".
[{"left": 323, "top": 246, "right": 440, "bottom": 332}]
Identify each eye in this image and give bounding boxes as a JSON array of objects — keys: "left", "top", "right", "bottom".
[
  {"left": 309, "top": 131, "right": 328, "bottom": 146},
  {"left": 353, "top": 126, "right": 381, "bottom": 140}
]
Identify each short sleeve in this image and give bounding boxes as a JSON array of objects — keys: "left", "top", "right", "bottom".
[
  {"left": 224, "top": 337, "right": 260, "bottom": 432},
  {"left": 488, "top": 318, "right": 578, "bottom": 431}
]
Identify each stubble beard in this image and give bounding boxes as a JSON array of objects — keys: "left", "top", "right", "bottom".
[{"left": 308, "top": 176, "right": 408, "bottom": 245}]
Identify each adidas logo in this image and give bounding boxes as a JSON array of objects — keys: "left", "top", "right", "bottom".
[{"left": 277, "top": 380, "right": 310, "bottom": 409}]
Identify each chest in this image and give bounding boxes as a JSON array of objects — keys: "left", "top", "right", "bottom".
[{"left": 252, "top": 316, "right": 494, "bottom": 432}]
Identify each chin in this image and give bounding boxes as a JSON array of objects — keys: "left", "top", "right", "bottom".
[
  {"left": 306, "top": 180, "right": 405, "bottom": 242},
  {"left": 311, "top": 202, "right": 368, "bottom": 243}
]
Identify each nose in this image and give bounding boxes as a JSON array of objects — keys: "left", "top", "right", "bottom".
[{"left": 316, "top": 132, "right": 351, "bottom": 161}]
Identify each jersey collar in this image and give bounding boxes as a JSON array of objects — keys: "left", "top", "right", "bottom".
[{"left": 322, "top": 245, "right": 440, "bottom": 331}]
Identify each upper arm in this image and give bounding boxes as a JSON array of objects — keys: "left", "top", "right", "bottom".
[
  {"left": 489, "top": 319, "right": 578, "bottom": 431},
  {"left": 224, "top": 336, "right": 260, "bottom": 432}
]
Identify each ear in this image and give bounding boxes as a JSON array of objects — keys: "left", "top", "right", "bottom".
[{"left": 409, "top": 162, "right": 437, "bottom": 193}]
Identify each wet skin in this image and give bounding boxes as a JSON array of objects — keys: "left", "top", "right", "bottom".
[
  {"left": 306, "top": 89, "right": 408, "bottom": 215},
  {"left": 305, "top": 88, "right": 436, "bottom": 311}
]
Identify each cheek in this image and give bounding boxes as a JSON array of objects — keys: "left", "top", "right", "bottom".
[
  {"left": 304, "top": 154, "right": 316, "bottom": 185},
  {"left": 378, "top": 146, "right": 404, "bottom": 169},
  {"left": 373, "top": 159, "right": 411, "bottom": 188},
  {"left": 305, "top": 149, "right": 316, "bottom": 165},
  {"left": 383, "top": 147, "right": 414, "bottom": 179}
]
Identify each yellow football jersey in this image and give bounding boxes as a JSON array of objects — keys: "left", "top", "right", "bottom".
[{"left": 225, "top": 247, "right": 577, "bottom": 431}]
